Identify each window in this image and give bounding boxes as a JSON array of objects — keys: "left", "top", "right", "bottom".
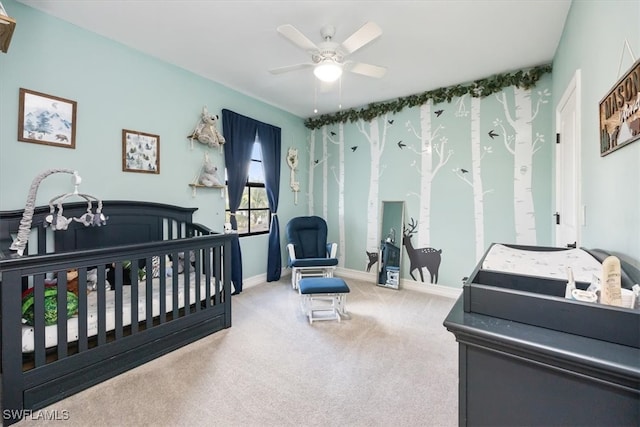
[{"left": 225, "top": 142, "right": 270, "bottom": 236}]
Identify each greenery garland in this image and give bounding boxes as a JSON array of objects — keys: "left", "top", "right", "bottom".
[{"left": 304, "top": 64, "right": 552, "bottom": 130}]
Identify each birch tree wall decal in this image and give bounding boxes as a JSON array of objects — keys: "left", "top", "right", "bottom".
[
  {"left": 454, "top": 94, "right": 494, "bottom": 262},
  {"left": 327, "top": 123, "right": 346, "bottom": 267},
  {"left": 494, "top": 87, "right": 549, "bottom": 244},
  {"left": 406, "top": 100, "right": 452, "bottom": 248},
  {"left": 357, "top": 114, "right": 391, "bottom": 258},
  {"left": 307, "top": 130, "right": 316, "bottom": 215},
  {"left": 321, "top": 126, "right": 330, "bottom": 220}
]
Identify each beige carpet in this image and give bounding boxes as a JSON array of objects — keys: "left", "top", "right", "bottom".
[{"left": 15, "top": 277, "right": 459, "bottom": 427}]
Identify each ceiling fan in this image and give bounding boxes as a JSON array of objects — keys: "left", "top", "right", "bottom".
[{"left": 269, "top": 22, "right": 386, "bottom": 83}]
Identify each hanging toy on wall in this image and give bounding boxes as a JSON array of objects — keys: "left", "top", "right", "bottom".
[
  {"left": 286, "top": 147, "right": 300, "bottom": 205},
  {"left": 197, "top": 152, "right": 222, "bottom": 187},
  {"left": 190, "top": 152, "right": 224, "bottom": 198},
  {"left": 187, "top": 106, "right": 226, "bottom": 150}
]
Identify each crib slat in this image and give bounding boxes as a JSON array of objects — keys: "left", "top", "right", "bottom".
[
  {"left": 33, "top": 274, "right": 46, "bottom": 367},
  {"left": 214, "top": 246, "right": 222, "bottom": 306},
  {"left": 56, "top": 273, "right": 68, "bottom": 360},
  {"left": 130, "top": 262, "right": 139, "bottom": 334},
  {"left": 184, "top": 252, "right": 191, "bottom": 315},
  {"left": 77, "top": 267, "right": 88, "bottom": 353},
  {"left": 179, "top": 220, "right": 186, "bottom": 238},
  {"left": 97, "top": 267, "right": 107, "bottom": 345},
  {"left": 167, "top": 220, "right": 174, "bottom": 240},
  {"left": 115, "top": 263, "right": 123, "bottom": 339},
  {"left": 146, "top": 256, "right": 153, "bottom": 327},
  {"left": 204, "top": 247, "right": 212, "bottom": 308},
  {"left": 194, "top": 252, "right": 201, "bottom": 312},
  {"left": 36, "top": 227, "right": 46, "bottom": 254},
  {"left": 159, "top": 256, "right": 167, "bottom": 324},
  {"left": 171, "top": 252, "right": 179, "bottom": 317}
]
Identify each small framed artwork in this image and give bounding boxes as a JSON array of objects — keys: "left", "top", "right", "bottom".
[
  {"left": 122, "top": 129, "right": 160, "bottom": 174},
  {"left": 18, "top": 88, "right": 77, "bottom": 149}
]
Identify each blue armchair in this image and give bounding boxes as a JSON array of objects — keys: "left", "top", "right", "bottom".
[{"left": 286, "top": 216, "right": 338, "bottom": 289}]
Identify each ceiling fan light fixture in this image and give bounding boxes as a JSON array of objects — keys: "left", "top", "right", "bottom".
[{"left": 314, "top": 60, "right": 342, "bottom": 82}]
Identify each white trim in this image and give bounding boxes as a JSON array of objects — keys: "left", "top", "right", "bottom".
[
  {"left": 335, "top": 267, "right": 462, "bottom": 299},
  {"left": 555, "top": 69, "right": 582, "bottom": 247},
  {"left": 244, "top": 267, "right": 462, "bottom": 299},
  {"left": 242, "top": 272, "right": 270, "bottom": 290},
  {"left": 400, "top": 279, "right": 462, "bottom": 299}
]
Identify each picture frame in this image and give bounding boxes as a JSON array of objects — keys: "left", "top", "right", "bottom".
[
  {"left": 122, "top": 129, "right": 160, "bottom": 174},
  {"left": 18, "top": 88, "right": 77, "bottom": 149}
]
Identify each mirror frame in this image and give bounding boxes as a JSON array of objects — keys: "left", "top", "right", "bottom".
[{"left": 377, "top": 201, "right": 405, "bottom": 289}]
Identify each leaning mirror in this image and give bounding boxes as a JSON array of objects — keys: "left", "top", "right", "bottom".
[{"left": 377, "top": 201, "right": 404, "bottom": 289}]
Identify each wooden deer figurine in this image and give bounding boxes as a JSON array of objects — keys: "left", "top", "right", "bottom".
[{"left": 402, "top": 217, "right": 442, "bottom": 283}]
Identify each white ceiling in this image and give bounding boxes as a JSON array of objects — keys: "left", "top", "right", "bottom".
[{"left": 17, "top": 0, "right": 571, "bottom": 119}]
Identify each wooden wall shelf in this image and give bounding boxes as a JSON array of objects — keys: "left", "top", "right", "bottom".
[
  {"left": 0, "top": 15, "right": 16, "bottom": 53},
  {"left": 188, "top": 183, "right": 225, "bottom": 198}
]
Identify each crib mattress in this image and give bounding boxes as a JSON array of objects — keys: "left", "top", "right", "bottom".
[
  {"left": 481, "top": 243, "right": 603, "bottom": 283},
  {"left": 22, "top": 272, "right": 218, "bottom": 353}
]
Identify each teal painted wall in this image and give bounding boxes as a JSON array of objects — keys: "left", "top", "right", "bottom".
[
  {"left": 307, "top": 76, "right": 554, "bottom": 287},
  {"left": 6, "top": 1, "right": 634, "bottom": 289},
  {"left": 0, "top": 0, "right": 309, "bottom": 279},
  {"left": 552, "top": 0, "right": 640, "bottom": 267}
]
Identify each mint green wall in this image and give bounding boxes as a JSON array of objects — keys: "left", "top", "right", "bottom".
[
  {"left": 308, "top": 76, "right": 554, "bottom": 287},
  {"left": 552, "top": 0, "right": 640, "bottom": 266},
  {"left": 0, "top": 0, "right": 309, "bottom": 279}
]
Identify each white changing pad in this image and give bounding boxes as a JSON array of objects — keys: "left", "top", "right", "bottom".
[
  {"left": 482, "top": 244, "right": 603, "bottom": 283},
  {"left": 22, "top": 272, "right": 220, "bottom": 353}
]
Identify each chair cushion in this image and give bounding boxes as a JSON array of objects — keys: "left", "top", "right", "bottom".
[
  {"left": 289, "top": 257, "right": 338, "bottom": 268},
  {"left": 286, "top": 216, "right": 329, "bottom": 259},
  {"left": 299, "top": 278, "right": 350, "bottom": 294}
]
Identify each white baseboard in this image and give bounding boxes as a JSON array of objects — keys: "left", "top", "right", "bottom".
[
  {"left": 242, "top": 267, "right": 462, "bottom": 300},
  {"left": 242, "top": 268, "right": 290, "bottom": 290},
  {"left": 336, "top": 267, "right": 462, "bottom": 299},
  {"left": 400, "top": 279, "right": 462, "bottom": 299}
]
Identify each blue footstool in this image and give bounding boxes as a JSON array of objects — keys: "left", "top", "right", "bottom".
[{"left": 298, "top": 277, "right": 350, "bottom": 324}]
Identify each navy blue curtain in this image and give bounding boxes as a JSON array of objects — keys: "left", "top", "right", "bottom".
[
  {"left": 222, "top": 109, "right": 256, "bottom": 294},
  {"left": 257, "top": 123, "right": 281, "bottom": 281},
  {"left": 222, "top": 109, "right": 282, "bottom": 289}
]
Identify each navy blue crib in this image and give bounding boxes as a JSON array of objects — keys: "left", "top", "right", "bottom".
[{"left": 0, "top": 201, "right": 233, "bottom": 426}]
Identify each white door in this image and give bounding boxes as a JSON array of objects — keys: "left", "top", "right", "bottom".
[{"left": 555, "top": 71, "right": 581, "bottom": 248}]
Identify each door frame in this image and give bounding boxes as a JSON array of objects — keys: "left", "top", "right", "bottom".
[{"left": 555, "top": 69, "right": 582, "bottom": 247}]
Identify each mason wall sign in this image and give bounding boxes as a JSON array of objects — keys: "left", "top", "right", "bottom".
[{"left": 599, "top": 58, "right": 640, "bottom": 156}]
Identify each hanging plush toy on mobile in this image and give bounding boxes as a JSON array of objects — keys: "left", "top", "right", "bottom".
[{"left": 187, "top": 106, "right": 226, "bottom": 150}]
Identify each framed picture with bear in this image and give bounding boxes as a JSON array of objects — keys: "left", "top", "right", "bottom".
[
  {"left": 122, "top": 129, "right": 160, "bottom": 174},
  {"left": 18, "top": 88, "right": 77, "bottom": 149}
]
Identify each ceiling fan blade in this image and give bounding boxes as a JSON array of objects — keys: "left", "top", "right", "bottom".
[
  {"left": 347, "top": 62, "right": 387, "bottom": 78},
  {"left": 340, "top": 22, "right": 382, "bottom": 55},
  {"left": 277, "top": 24, "right": 318, "bottom": 52},
  {"left": 269, "top": 63, "right": 313, "bottom": 75}
]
